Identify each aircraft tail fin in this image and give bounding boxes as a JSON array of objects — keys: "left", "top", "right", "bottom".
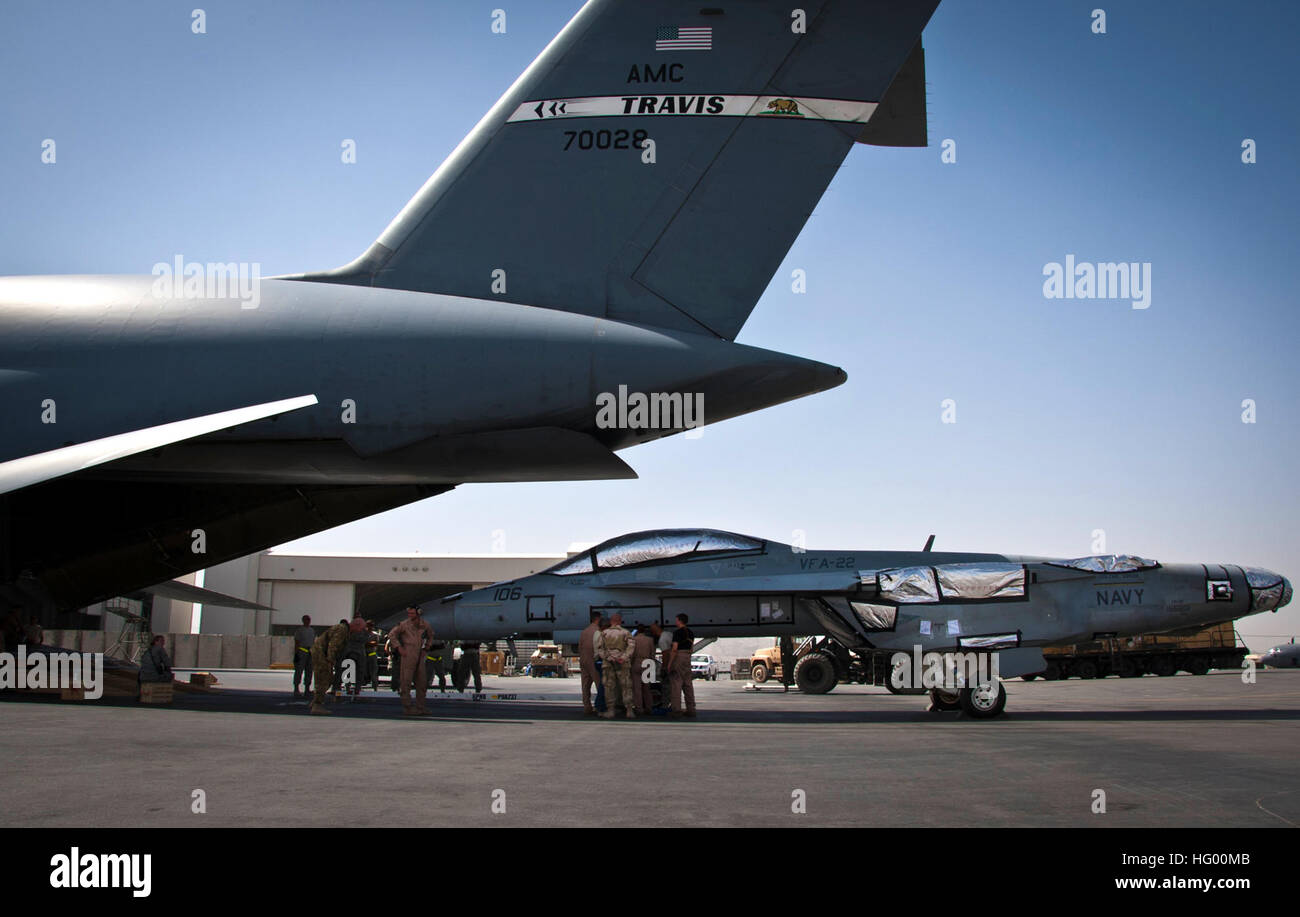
[{"left": 295, "top": 0, "right": 939, "bottom": 339}]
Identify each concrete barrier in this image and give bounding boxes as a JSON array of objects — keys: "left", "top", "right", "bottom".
[
  {"left": 197, "top": 635, "right": 222, "bottom": 669},
  {"left": 28, "top": 631, "right": 292, "bottom": 669},
  {"left": 271, "top": 636, "right": 294, "bottom": 665},
  {"left": 220, "top": 634, "right": 246, "bottom": 668},
  {"left": 246, "top": 635, "right": 271, "bottom": 668},
  {"left": 46, "top": 630, "right": 78, "bottom": 651},
  {"left": 171, "top": 634, "right": 198, "bottom": 668}
]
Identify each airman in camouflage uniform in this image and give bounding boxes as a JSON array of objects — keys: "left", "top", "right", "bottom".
[
  {"left": 593, "top": 612, "right": 636, "bottom": 719},
  {"left": 311, "top": 618, "right": 366, "bottom": 714}
]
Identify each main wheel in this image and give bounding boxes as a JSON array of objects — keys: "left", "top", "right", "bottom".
[
  {"left": 1182, "top": 656, "right": 1210, "bottom": 676},
  {"left": 1042, "top": 662, "right": 1063, "bottom": 681},
  {"left": 750, "top": 662, "right": 769, "bottom": 683},
  {"left": 928, "top": 689, "right": 962, "bottom": 712},
  {"left": 959, "top": 682, "right": 1007, "bottom": 718},
  {"left": 1076, "top": 660, "right": 1099, "bottom": 680},
  {"left": 1020, "top": 673, "right": 1039, "bottom": 682},
  {"left": 1116, "top": 658, "right": 1142, "bottom": 678},
  {"left": 794, "top": 653, "right": 838, "bottom": 695}
]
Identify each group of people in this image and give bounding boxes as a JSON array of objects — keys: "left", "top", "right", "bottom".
[
  {"left": 294, "top": 607, "right": 484, "bottom": 716},
  {"left": 580, "top": 611, "right": 697, "bottom": 719},
  {"left": 293, "top": 604, "right": 701, "bottom": 719}
]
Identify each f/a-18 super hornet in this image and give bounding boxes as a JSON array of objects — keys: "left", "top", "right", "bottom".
[
  {"left": 422, "top": 529, "right": 1292, "bottom": 718},
  {"left": 1259, "top": 641, "right": 1300, "bottom": 668},
  {"left": 0, "top": 1, "right": 940, "bottom": 615}
]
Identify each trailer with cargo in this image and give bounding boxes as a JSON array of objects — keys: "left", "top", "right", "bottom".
[
  {"left": 733, "top": 622, "right": 1246, "bottom": 695},
  {"left": 1024, "top": 622, "right": 1245, "bottom": 680}
]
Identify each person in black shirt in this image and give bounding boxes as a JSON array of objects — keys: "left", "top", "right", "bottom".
[{"left": 664, "top": 614, "right": 697, "bottom": 717}]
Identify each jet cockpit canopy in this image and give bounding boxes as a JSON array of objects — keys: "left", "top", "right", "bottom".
[{"left": 543, "top": 529, "right": 764, "bottom": 575}]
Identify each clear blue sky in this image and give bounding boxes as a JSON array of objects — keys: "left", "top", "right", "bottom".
[{"left": 2, "top": 1, "right": 1296, "bottom": 649}]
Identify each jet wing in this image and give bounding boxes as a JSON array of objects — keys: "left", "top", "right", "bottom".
[
  {"left": 0, "top": 395, "right": 318, "bottom": 495},
  {"left": 594, "top": 572, "right": 860, "bottom": 594},
  {"left": 135, "top": 579, "right": 274, "bottom": 612}
]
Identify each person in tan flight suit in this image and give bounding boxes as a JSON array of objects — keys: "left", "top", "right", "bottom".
[
  {"left": 388, "top": 605, "right": 434, "bottom": 716},
  {"left": 630, "top": 625, "right": 656, "bottom": 715},
  {"left": 310, "top": 618, "right": 365, "bottom": 715},
  {"left": 594, "top": 612, "right": 636, "bottom": 719},
  {"left": 578, "top": 610, "right": 602, "bottom": 716}
]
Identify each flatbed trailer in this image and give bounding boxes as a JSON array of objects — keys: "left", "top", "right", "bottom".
[{"left": 1026, "top": 622, "right": 1245, "bottom": 680}]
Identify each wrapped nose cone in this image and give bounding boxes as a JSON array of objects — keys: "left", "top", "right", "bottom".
[{"left": 1244, "top": 568, "right": 1291, "bottom": 612}]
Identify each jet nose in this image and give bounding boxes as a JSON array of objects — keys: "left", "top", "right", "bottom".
[
  {"left": 1244, "top": 568, "right": 1291, "bottom": 613},
  {"left": 422, "top": 599, "right": 459, "bottom": 640}
]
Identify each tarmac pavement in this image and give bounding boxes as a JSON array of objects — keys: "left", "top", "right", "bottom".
[{"left": 1, "top": 669, "right": 1296, "bottom": 827}]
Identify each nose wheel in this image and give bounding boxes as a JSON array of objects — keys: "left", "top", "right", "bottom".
[
  {"left": 959, "top": 682, "right": 1006, "bottom": 718},
  {"left": 928, "top": 683, "right": 1007, "bottom": 718}
]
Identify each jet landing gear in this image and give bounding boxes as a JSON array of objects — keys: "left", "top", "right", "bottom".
[
  {"left": 927, "top": 683, "right": 1007, "bottom": 719},
  {"left": 927, "top": 689, "right": 961, "bottom": 712}
]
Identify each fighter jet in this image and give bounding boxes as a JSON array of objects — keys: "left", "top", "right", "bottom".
[
  {"left": 1259, "top": 641, "right": 1300, "bottom": 668},
  {"left": 423, "top": 528, "right": 1292, "bottom": 717},
  {"left": 0, "top": 1, "right": 939, "bottom": 615}
]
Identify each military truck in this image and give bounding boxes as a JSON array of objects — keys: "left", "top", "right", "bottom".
[
  {"left": 1024, "top": 622, "right": 1246, "bottom": 680},
  {"left": 737, "top": 637, "right": 924, "bottom": 695},
  {"left": 528, "top": 643, "right": 569, "bottom": 677}
]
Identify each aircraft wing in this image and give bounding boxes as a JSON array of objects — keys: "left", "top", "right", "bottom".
[
  {"left": 0, "top": 395, "right": 318, "bottom": 495},
  {"left": 593, "top": 572, "right": 860, "bottom": 594},
  {"left": 135, "top": 579, "right": 275, "bottom": 612}
]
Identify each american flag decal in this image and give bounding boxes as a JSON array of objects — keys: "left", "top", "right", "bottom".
[{"left": 655, "top": 26, "right": 713, "bottom": 51}]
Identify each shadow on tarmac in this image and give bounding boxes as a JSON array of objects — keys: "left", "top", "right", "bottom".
[{"left": 4, "top": 688, "right": 1298, "bottom": 726}]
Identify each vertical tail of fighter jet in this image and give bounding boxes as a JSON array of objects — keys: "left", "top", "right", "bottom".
[{"left": 295, "top": 0, "right": 937, "bottom": 339}]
